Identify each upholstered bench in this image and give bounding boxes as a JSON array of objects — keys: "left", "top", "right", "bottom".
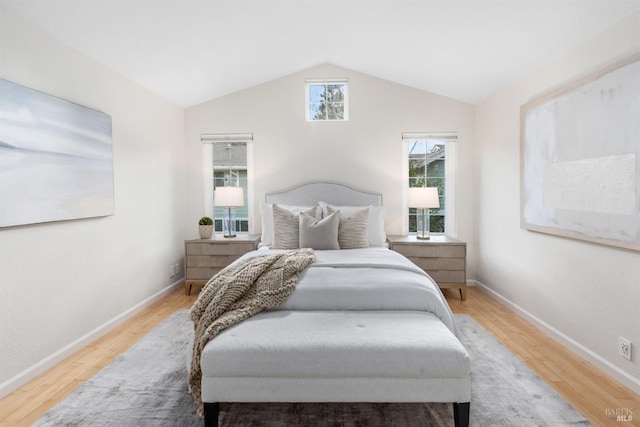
[{"left": 193, "top": 310, "right": 471, "bottom": 427}]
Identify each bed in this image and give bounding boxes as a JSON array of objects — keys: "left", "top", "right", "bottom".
[{"left": 190, "top": 181, "right": 471, "bottom": 426}]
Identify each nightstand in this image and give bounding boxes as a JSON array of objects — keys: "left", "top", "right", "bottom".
[
  {"left": 387, "top": 235, "right": 467, "bottom": 300},
  {"left": 184, "top": 234, "right": 260, "bottom": 295}
]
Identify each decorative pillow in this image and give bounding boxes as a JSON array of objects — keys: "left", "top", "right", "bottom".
[
  {"left": 272, "top": 204, "right": 318, "bottom": 249},
  {"left": 259, "top": 203, "right": 319, "bottom": 247},
  {"left": 299, "top": 210, "right": 340, "bottom": 250},
  {"left": 320, "top": 202, "right": 386, "bottom": 247},
  {"left": 328, "top": 206, "right": 369, "bottom": 249}
]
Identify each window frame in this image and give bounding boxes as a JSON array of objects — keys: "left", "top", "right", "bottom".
[
  {"left": 402, "top": 132, "right": 457, "bottom": 236},
  {"left": 212, "top": 168, "right": 249, "bottom": 233},
  {"left": 305, "top": 78, "right": 349, "bottom": 121},
  {"left": 201, "top": 134, "right": 254, "bottom": 235}
]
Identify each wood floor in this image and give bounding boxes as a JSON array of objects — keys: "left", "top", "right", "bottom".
[{"left": 0, "top": 286, "right": 638, "bottom": 426}]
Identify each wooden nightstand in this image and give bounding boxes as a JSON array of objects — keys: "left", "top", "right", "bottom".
[
  {"left": 184, "top": 234, "right": 260, "bottom": 295},
  {"left": 387, "top": 235, "right": 467, "bottom": 300}
]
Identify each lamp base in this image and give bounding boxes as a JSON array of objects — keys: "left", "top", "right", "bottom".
[
  {"left": 416, "top": 208, "right": 431, "bottom": 240},
  {"left": 223, "top": 207, "right": 237, "bottom": 238}
]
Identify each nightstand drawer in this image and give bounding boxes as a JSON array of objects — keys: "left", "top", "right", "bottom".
[
  {"left": 409, "top": 257, "right": 465, "bottom": 271},
  {"left": 427, "top": 270, "right": 466, "bottom": 284},
  {"left": 185, "top": 242, "right": 256, "bottom": 256},
  {"left": 186, "top": 255, "right": 240, "bottom": 268},
  {"left": 392, "top": 244, "right": 465, "bottom": 258}
]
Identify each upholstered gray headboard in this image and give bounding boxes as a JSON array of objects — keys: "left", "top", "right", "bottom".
[{"left": 265, "top": 181, "right": 382, "bottom": 206}]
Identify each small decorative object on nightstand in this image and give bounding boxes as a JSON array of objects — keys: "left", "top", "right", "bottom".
[
  {"left": 214, "top": 187, "right": 244, "bottom": 238},
  {"left": 387, "top": 235, "right": 467, "bottom": 300},
  {"left": 198, "top": 216, "right": 214, "bottom": 239},
  {"left": 184, "top": 234, "right": 260, "bottom": 295}
]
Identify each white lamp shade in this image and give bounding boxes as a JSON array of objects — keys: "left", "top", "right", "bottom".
[
  {"left": 408, "top": 187, "right": 440, "bottom": 209},
  {"left": 214, "top": 187, "right": 244, "bottom": 207}
]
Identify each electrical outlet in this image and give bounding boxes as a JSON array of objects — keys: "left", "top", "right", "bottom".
[
  {"left": 174, "top": 263, "right": 180, "bottom": 276},
  {"left": 619, "top": 337, "right": 632, "bottom": 361},
  {"left": 169, "top": 265, "right": 176, "bottom": 278}
]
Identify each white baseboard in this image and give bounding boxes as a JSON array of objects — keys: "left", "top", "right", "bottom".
[
  {"left": 473, "top": 280, "right": 640, "bottom": 395},
  {"left": 0, "top": 278, "right": 184, "bottom": 400}
]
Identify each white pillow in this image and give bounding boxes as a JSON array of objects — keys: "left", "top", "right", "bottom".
[
  {"left": 259, "top": 203, "right": 320, "bottom": 248},
  {"left": 319, "top": 201, "right": 387, "bottom": 247}
]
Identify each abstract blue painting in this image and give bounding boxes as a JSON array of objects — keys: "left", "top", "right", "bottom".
[{"left": 0, "top": 79, "right": 114, "bottom": 227}]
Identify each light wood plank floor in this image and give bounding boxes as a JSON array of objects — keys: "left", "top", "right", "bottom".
[{"left": 1, "top": 286, "right": 638, "bottom": 426}]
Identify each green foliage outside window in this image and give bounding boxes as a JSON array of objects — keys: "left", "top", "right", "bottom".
[{"left": 308, "top": 83, "right": 347, "bottom": 120}]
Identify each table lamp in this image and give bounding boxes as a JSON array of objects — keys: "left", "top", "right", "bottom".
[
  {"left": 408, "top": 187, "right": 440, "bottom": 240},
  {"left": 214, "top": 187, "right": 244, "bottom": 238}
]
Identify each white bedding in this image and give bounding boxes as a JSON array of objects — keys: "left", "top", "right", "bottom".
[
  {"left": 194, "top": 246, "right": 470, "bottom": 409},
  {"left": 240, "top": 247, "right": 457, "bottom": 336}
]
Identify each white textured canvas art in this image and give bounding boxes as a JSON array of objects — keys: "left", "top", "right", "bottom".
[
  {"left": 520, "top": 54, "right": 640, "bottom": 251},
  {"left": 0, "top": 79, "right": 114, "bottom": 227}
]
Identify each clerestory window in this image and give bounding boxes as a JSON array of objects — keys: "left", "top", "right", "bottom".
[{"left": 305, "top": 79, "right": 349, "bottom": 121}]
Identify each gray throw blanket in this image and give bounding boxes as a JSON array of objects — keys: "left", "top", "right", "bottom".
[{"left": 188, "top": 248, "right": 316, "bottom": 415}]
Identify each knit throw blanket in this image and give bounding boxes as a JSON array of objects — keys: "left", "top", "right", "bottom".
[{"left": 188, "top": 248, "right": 316, "bottom": 415}]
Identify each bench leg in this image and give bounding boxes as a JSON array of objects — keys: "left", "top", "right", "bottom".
[
  {"left": 453, "top": 402, "right": 470, "bottom": 427},
  {"left": 204, "top": 402, "right": 219, "bottom": 427}
]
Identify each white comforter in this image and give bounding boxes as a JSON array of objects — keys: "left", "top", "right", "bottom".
[{"left": 241, "top": 247, "right": 458, "bottom": 336}]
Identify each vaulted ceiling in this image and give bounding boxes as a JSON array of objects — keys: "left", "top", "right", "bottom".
[{"left": 2, "top": 0, "right": 639, "bottom": 107}]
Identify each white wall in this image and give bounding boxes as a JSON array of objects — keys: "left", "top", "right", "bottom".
[
  {"left": 185, "top": 63, "right": 476, "bottom": 268},
  {"left": 0, "top": 8, "right": 187, "bottom": 395},
  {"left": 475, "top": 12, "right": 640, "bottom": 390}
]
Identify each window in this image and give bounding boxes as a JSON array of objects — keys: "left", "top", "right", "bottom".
[
  {"left": 201, "top": 133, "right": 252, "bottom": 234},
  {"left": 404, "top": 133, "right": 457, "bottom": 234},
  {"left": 306, "top": 79, "right": 348, "bottom": 121},
  {"left": 212, "top": 142, "right": 248, "bottom": 233}
]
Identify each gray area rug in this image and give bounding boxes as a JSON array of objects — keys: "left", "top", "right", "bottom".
[{"left": 35, "top": 310, "right": 590, "bottom": 426}]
